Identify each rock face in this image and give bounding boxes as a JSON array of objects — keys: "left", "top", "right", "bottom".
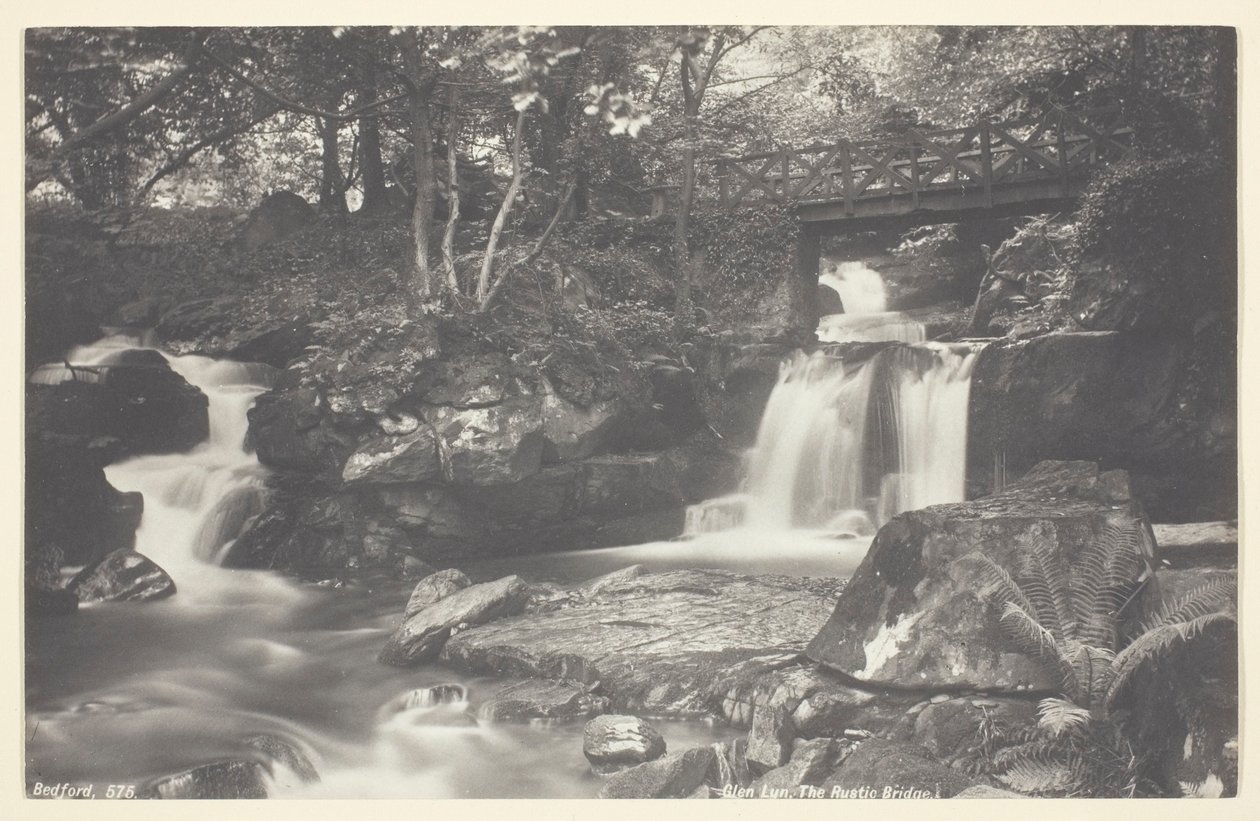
[
  {"left": 583, "top": 715, "right": 667, "bottom": 773},
  {"left": 378, "top": 575, "right": 529, "bottom": 666},
  {"left": 31, "top": 351, "right": 209, "bottom": 457},
  {"left": 442, "top": 569, "right": 838, "bottom": 717},
  {"left": 239, "top": 190, "right": 314, "bottom": 253},
  {"left": 141, "top": 760, "right": 270, "bottom": 799},
  {"left": 968, "top": 331, "right": 1235, "bottom": 521},
  {"left": 749, "top": 738, "right": 851, "bottom": 795},
  {"left": 806, "top": 461, "right": 1153, "bottom": 690},
  {"left": 1153, "top": 521, "right": 1237, "bottom": 569},
  {"left": 478, "top": 679, "right": 609, "bottom": 721},
  {"left": 342, "top": 427, "right": 442, "bottom": 486},
  {"left": 68, "top": 550, "right": 176, "bottom": 603},
  {"left": 821, "top": 739, "right": 976, "bottom": 798},
  {"left": 425, "top": 399, "right": 546, "bottom": 486},
  {"left": 597, "top": 747, "right": 717, "bottom": 799},
  {"left": 155, "top": 291, "right": 317, "bottom": 369},
  {"left": 403, "top": 568, "right": 472, "bottom": 618},
  {"left": 25, "top": 435, "right": 143, "bottom": 566}
]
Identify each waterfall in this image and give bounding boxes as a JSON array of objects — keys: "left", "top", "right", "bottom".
[
  {"left": 819, "top": 261, "right": 888, "bottom": 314},
  {"left": 686, "top": 264, "right": 978, "bottom": 536},
  {"left": 35, "top": 334, "right": 278, "bottom": 595}
]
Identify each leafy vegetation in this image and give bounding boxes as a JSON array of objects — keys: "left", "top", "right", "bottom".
[{"left": 959, "top": 525, "right": 1236, "bottom": 796}]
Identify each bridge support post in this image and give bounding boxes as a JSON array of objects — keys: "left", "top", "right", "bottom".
[{"left": 791, "top": 222, "right": 823, "bottom": 333}]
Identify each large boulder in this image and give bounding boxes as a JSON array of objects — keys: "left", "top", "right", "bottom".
[
  {"left": 31, "top": 350, "right": 209, "bottom": 456},
  {"left": 25, "top": 434, "right": 143, "bottom": 566},
  {"left": 378, "top": 575, "right": 530, "bottom": 666},
  {"left": 597, "top": 747, "right": 717, "bottom": 799},
  {"left": 442, "top": 570, "right": 838, "bottom": 718},
  {"left": 341, "top": 426, "right": 442, "bottom": 486},
  {"left": 247, "top": 385, "right": 351, "bottom": 475},
  {"left": 583, "top": 715, "right": 667, "bottom": 773},
  {"left": 68, "top": 550, "right": 176, "bottom": 603},
  {"left": 821, "top": 739, "right": 976, "bottom": 798},
  {"left": 239, "top": 190, "right": 314, "bottom": 253},
  {"left": 748, "top": 738, "right": 852, "bottom": 796},
  {"left": 541, "top": 390, "right": 624, "bottom": 462},
  {"left": 404, "top": 568, "right": 472, "bottom": 618},
  {"left": 806, "top": 461, "right": 1154, "bottom": 690},
  {"left": 424, "top": 398, "right": 546, "bottom": 486}
]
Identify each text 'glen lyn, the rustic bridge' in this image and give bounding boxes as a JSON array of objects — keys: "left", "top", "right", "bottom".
[{"left": 715, "top": 107, "right": 1134, "bottom": 273}]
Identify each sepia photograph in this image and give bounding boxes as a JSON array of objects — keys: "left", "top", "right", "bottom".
[{"left": 21, "top": 17, "right": 1241, "bottom": 801}]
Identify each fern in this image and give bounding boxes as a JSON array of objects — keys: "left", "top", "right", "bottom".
[
  {"left": 1073, "top": 523, "right": 1147, "bottom": 648},
  {"left": 1106, "top": 611, "right": 1237, "bottom": 709},
  {"left": 1037, "top": 697, "right": 1093, "bottom": 738},
  {"left": 1013, "top": 532, "right": 1073, "bottom": 642}
]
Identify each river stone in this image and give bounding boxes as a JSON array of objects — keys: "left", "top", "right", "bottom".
[
  {"left": 379, "top": 575, "right": 529, "bottom": 666},
  {"left": 68, "top": 550, "right": 176, "bottom": 603},
  {"left": 441, "top": 569, "right": 838, "bottom": 717},
  {"left": 583, "top": 715, "right": 667, "bottom": 773},
  {"left": 597, "top": 747, "right": 717, "bottom": 799},
  {"left": 404, "top": 568, "right": 473, "bottom": 618},
  {"left": 342, "top": 426, "right": 441, "bottom": 485},
  {"left": 746, "top": 704, "right": 795, "bottom": 772},
  {"left": 821, "top": 739, "right": 976, "bottom": 799},
  {"left": 479, "top": 679, "right": 609, "bottom": 721},
  {"left": 141, "top": 760, "right": 270, "bottom": 799},
  {"left": 34, "top": 352, "right": 209, "bottom": 456},
  {"left": 806, "top": 460, "right": 1154, "bottom": 690},
  {"left": 243, "top": 734, "right": 320, "bottom": 785},
  {"left": 749, "top": 738, "right": 851, "bottom": 796},
  {"left": 425, "top": 398, "right": 546, "bottom": 486}
]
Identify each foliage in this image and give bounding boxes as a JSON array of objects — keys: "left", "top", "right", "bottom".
[
  {"left": 960, "top": 523, "right": 1236, "bottom": 796},
  {"left": 1075, "top": 153, "right": 1233, "bottom": 297},
  {"left": 690, "top": 203, "right": 797, "bottom": 291}
]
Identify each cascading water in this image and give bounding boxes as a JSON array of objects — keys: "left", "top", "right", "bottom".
[
  {"left": 27, "top": 334, "right": 743, "bottom": 798},
  {"left": 686, "top": 262, "right": 978, "bottom": 537}
]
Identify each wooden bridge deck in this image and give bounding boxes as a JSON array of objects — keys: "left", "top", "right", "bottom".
[{"left": 716, "top": 107, "right": 1134, "bottom": 230}]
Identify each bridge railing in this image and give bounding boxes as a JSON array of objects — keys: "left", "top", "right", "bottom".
[{"left": 715, "top": 108, "right": 1134, "bottom": 212}]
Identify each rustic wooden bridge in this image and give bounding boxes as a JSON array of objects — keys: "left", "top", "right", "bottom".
[{"left": 717, "top": 107, "right": 1134, "bottom": 230}]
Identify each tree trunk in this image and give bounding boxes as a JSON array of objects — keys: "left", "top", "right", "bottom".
[
  {"left": 441, "top": 85, "right": 461, "bottom": 292},
  {"left": 673, "top": 105, "right": 698, "bottom": 331},
  {"left": 477, "top": 111, "right": 526, "bottom": 305},
  {"left": 408, "top": 83, "right": 437, "bottom": 301},
  {"left": 358, "top": 114, "right": 388, "bottom": 214},
  {"left": 317, "top": 117, "right": 348, "bottom": 214}
]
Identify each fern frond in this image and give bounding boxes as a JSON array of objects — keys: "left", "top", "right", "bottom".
[
  {"left": 1063, "top": 642, "right": 1116, "bottom": 708},
  {"left": 1105, "top": 612, "right": 1237, "bottom": 708},
  {"left": 1139, "top": 577, "right": 1236, "bottom": 635},
  {"left": 998, "top": 602, "right": 1079, "bottom": 699},
  {"left": 1036, "top": 697, "right": 1093, "bottom": 738},
  {"left": 1073, "top": 522, "right": 1145, "bottom": 648},
  {"left": 962, "top": 551, "right": 1042, "bottom": 621},
  {"left": 1013, "top": 533, "right": 1071, "bottom": 641},
  {"left": 997, "top": 753, "right": 1080, "bottom": 795}
]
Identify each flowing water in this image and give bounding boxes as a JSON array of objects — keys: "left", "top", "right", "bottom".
[
  {"left": 27, "top": 260, "right": 973, "bottom": 798},
  {"left": 686, "top": 263, "right": 978, "bottom": 536},
  {"left": 25, "top": 337, "right": 745, "bottom": 799}
]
